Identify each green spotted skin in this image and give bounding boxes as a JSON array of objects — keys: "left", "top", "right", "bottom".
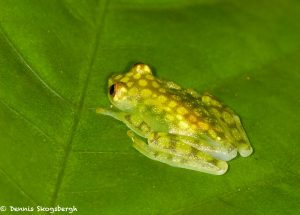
[{"left": 97, "top": 63, "right": 253, "bottom": 175}]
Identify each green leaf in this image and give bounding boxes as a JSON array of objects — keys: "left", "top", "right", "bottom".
[{"left": 0, "top": 0, "right": 299, "bottom": 214}]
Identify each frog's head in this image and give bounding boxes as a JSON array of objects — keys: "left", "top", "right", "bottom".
[{"left": 107, "top": 63, "right": 153, "bottom": 112}]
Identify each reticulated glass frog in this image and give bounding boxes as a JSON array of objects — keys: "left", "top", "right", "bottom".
[{"left": 97, "top": 63, "right": 253, "bottom": 175}]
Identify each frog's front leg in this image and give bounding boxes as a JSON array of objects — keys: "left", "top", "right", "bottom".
[
  {"left": 128, "top": 131, "right": 228, "bottom": 175},
  {"left": 96, "top": 107, "right": 126, "bottom": 121}
]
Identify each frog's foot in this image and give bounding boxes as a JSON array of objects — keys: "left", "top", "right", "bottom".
[
  {"left": 231, "top": 115, "right": 253, "bottom": 157},
  {"left": 238, "top": 143, "right": 253, "bottom": 157},
  {"left": 128, "top": 131, "right": 228, "bottom": 175},
  {"left": 96, "top": 107, "right": 109, "bottom": 115}
]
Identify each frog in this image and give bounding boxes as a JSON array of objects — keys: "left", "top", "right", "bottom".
[{"left": 96, "top": 63, "right": 253, "bottom": 175}]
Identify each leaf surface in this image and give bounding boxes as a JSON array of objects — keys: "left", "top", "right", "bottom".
[{"left": 0, "top": 0, "right": 299, "bottom": 214}]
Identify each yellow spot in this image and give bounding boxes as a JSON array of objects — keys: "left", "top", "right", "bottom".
[
  {"left": 198, "top": 121, "right": 209, "bottom": 130},
  {"left": 159, "top": 137, "right": 170, "bottom": 148},
  {"left": 127, "top": 82, "right": 133, "bottom": 87},
  {"left": 191, "top": 124, "right": 197, "bottom": 130},
  {"left": 114, "top": 75, "right": 122, "bottom": 80},
  {"left": 202, "top": 95, "right": 211, "bottom": 105},
  {"left": 189, "top": 115, "right": 197, "bottom": 123},
  {"left": 136, "top": 64, "right": 152, "bottom": 74},
  {"left": 141, "top": 89, "right": 152, "bottom": 98},
  {"left": 138, "top": 79, "right": 148, "bottom": 86},
  {"left": 169, "top": 100, "right": 177, "bottom": 108},
  {"left": 152, "top": 81, "right": 159, "bottom": 88},
  {"left": 209, "top": 129, "right": 217, "bottom": 139},
  {"left": 128, "top": 87, "right": 138, "bottom": 96},
  {"left": 133, "top": 73, "right": 141, "bottom": 79},
  {"left": 126, "top": 72, "right": 133, "bottom": 77},
  {"left": 179, "top": 121, "right": 189, "bottom": 129},
  {"left": 231, "top": 128, "right": 241, "bottom": 139},
  {"left": 146, "top": 74, "right": 154, "bottom": 80},
  {"left": 143, "top": 64, "right": 151, "bottom": 73},
  {"left": 165, "top": 107, "right": 172, "bottom": 112},
  {"left": 223, "top": 111, "right": 234, "bottom": 124},
  {"left": 177, "top": 107, "right": 188, "bottom": 115},
  {"left": 167, "top": 81, "right": 181, "bottom": 90},
  {"left": 158, "top": 95, "right": 167, "bottom": 103},
  {"left": 159, "top": 88, "right": 166, "bottom": 93},
  {"left": 176, "top": 115, "right": 183, "bottom": 120},
  {"left": 211, "top": 99, "right": 222, "bottom": 108},
  {"left": 121, "top": 77, "right": 129, "bottom": 82},
  {"left": 176, "top": 142, "right": 191, "bottom": 155},
  {"left": 141, "top": 124, "right": 150, "bottom": 132},
  {"left": 131, "top": 115, "right": 143, "bottom": 127},
  {"left": 166, "top": 114, "right": 175, "bottom": 121},
  {"left": 186, "top": 88, "right": 199, "bottom": 97},
  {"left": 211, "top": 108, "right": 221, "bottom": 118},
  {"left": 135, "top": 65, "right": 143, "bottom": 73}
]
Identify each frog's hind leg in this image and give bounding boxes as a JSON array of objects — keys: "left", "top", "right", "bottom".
[
  {"left": 127, "top": 131, "right": 228, "bottom": 175},
  {"left": 201, "top": 93, "right": 253, "bottom": 157}
]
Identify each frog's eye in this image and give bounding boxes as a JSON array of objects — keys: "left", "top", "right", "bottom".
[
  {"left": 108, "top": 82, "right": 127, "bottom": 102},
  {"left": 109, "top": 84, "right": 116, "bottom": 97}
]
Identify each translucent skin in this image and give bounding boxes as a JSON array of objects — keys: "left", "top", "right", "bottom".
[{"left": 97, "top": 63, "right": 253, "bottom": 175}]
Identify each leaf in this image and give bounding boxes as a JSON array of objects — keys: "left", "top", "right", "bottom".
[{"left": 0, "top": 0, "right": 299, "bottom": 214}]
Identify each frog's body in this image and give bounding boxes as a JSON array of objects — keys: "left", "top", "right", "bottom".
[{"left": 97, "top": 63, "right": 253, "bottom": 175}]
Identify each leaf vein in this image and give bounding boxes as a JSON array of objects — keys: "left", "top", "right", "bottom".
[
  {"left": 49, "top": 0, "right": 109, "bottom": 206},
  {"left": 0, "top": 166, "right": 39, "bottom": 205},
  {"left": 0, "top": 98, "right": 56, "bottom": 143},
  {"left": 0, "top": 23, "right": 73, "bottom": 106},
  {"left": 73, "top": 150, "right": 135, "bottom": 155}
]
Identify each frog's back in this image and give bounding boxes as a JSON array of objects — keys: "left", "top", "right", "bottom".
[
  {"left": 142, "top": 82, "right": 251, "bottom": 157},
  {"left": 113, "top": 65, "right": 251, "bottom": 157}
]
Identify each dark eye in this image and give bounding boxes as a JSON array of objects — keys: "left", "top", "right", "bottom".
[{"left": 109, "top": 84, "right": 116, "bottom": 97}]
